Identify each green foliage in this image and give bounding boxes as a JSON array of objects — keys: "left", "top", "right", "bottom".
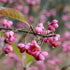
[
  {"left": 12, "top": 43, "right": 22, "bottom": 58},
  {"left": 0, "top": 31, "right": 5, "bottom": 38},
  {"left": 25, "top": 52, "right": 35, "bottom": 63},
  {"left": 0, "top": 7, "right": 27, "bottom": 23}
]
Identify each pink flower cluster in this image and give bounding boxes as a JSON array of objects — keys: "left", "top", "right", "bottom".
[
  {"left": 17, "top": 40, "right": 48, "bottom": 61},
  {"left": 4, "top": 31, "right": 15, "bottom": 45},
  {"left": 3, "top": 45, "right": 13, "bottom": 54},
  {"left": 35, "top": 19, "right": 58, "bottom": 34},
  {"left": 35, "top": 23, "right": 44, "bottom": 34},
  {"left": 2, "top": 19, "right": 13, "bottom": 28},
  {"left": 43, "top": 34, "right": 60, "bottom": 47},
  {"left": 3, "top": 31, "right": 15, "bottom": 54},
  {"left": 48, "top": 19, "right": 59, "bottom": 31},
  {"left": 35, "top": 19, "right": 60, "bottom": 47}
]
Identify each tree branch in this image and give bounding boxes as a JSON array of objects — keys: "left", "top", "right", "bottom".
[{"left": 0, "top": 27, "right": 56, "bottom": 38}]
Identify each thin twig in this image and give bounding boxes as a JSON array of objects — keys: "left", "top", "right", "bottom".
[{"left": 0, "top": 27, "right": 56, "bottom": 38}]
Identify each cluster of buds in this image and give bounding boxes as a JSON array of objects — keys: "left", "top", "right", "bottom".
[
  {"left": 35, "top": 23, "right": 44, "bottom": 34},
  {"left": 48, "top": 19, "right": 58, "bottom": 31},
  {"left": 3, "top": 45, "right": 13, "bottom": 54},
  {"left": 43, "top": 34, "right": 60, "bottom": 47},
  {"left": 4, "top": 31, "right": 15, "bottom": 45},
  {"left": 35, "top": 19, "right": 60, "bottom": 47},
  {"left": 3, "top": 31, "right": 15, "bottom": 54},
  {"left": 1, "top": 19, "right": 59, "bottom": 61},
  {"left": 17, "top": 40, "right": 48, "bottom": 61},
  {"left": 2, "top": 19, "right": 13, "bottom": 28}
]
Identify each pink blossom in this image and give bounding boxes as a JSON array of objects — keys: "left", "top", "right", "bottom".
[
  {"left": 3, "top": 45, "right": 13, "bottom": 54},
  {"left": 2, "top": 19, "right": 13, "bottom": 28},
  {"left": 35, "top": 27, "right": 43, "bottom": 34},
  {"left": 17, "top": 43, "right": 25, "bottom": 53}
]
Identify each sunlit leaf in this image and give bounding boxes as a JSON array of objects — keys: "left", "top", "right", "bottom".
[
  {"left": 12, "top": 43, "right": 22, "bottom": 58},
  {"left": 0, "top": 31, "right": 5, "bottom": 37},
  {"left": 25, "top": 52, "right": 35, "bottom": 63},
  {"left": 0, "top": 7, "right": 27, "bottom": 23}
]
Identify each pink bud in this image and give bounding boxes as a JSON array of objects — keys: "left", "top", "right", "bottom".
[
  {"left": 35, "top": 27, "right": 43, "bottom": 34},
  {"left": 53, "top": 34, "right": 60, "bottom": 41},
  {"left": 2, "top": 19, "right": 13, "bottom": 28},
  {"left": 4, "top": 38, "right": 12, "bottom": 45},
  {"left": 52, "top": 23, "right": 59, "bottom": 28},
  {"left": 51, "top": 19, "right": 58, "bottom": 24},
  {"left": 41, "top": 52, "right": 48, "bottom": 58},
  {"left": 9, "top": 31, "right": 14, "bottom": 37},
  {"left": 38, "top": 53, "right": 45, "bottom": 61},
  {"left": 43, "top": 38, "right": 48, "bottom": 43},
  {"left": 48, "top": 24, "right": 55, "bottom": 31},
  {"left": 20, "top": 48, "right": 26, "bottom": 53},
  {"left": 3, "top": 45, "right": 13, "bottom": 54},
  {"left": 5, "top": 32, "right": 10, "bottom": 38},
  {"left": 17, "top": 43, "right": 25, "bottom": 49},
  {"left": 9, "top": 36, "right": 15, "bottom": 42},
  {"left": 38, "top": 23, "right": 44, "bottom": 29},
  {"left": 8, "top": 21, "right": 13, "bottom": 26}
]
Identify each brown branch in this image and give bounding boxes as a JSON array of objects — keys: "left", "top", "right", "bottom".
[{"left": 0, "top": 27, "right": 56, "bottom": 38}]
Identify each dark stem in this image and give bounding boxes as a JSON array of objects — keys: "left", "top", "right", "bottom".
[{"left": 0, "top": 27, "right": 56, "bottom": 38}]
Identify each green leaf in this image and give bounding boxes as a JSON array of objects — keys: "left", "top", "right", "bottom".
[
  {"left": 0, "top": 31, "right": 5, "bottom": 37},
  {"left": 12, "top": 43, "right": 22, "bottom": 58},
  {"left": 25, "top": 52, "right": 35, "bottom": 63},
  {"left": 0, "top": 7, "right": 27, "bottom": 23},
  {"left": 12, "top": 44, "right": 35, "bottom": 63}
]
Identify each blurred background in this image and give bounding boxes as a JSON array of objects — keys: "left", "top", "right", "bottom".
[{"left": 0, "top": 0, "right": 70, "bottom": 70}]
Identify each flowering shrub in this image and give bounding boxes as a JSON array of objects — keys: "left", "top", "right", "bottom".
[{"left": 0, "top": 0, "right": 70, "bottom": 70}]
